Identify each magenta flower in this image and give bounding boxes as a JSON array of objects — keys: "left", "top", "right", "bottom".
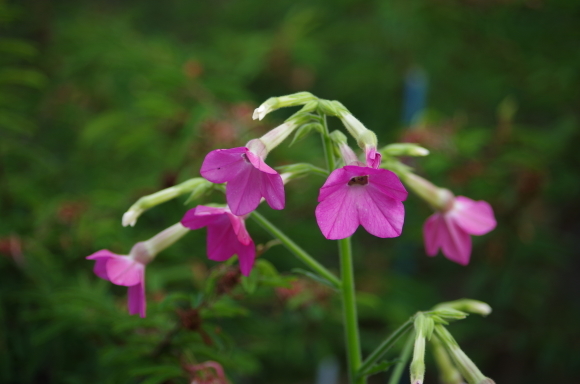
[
  {"left": 315, "top": 165, "right": 408, "bottom": 239},
  {"left": 200, "top": 144, "right": 284, "bottom": 216},
  {"left": 86, "top": 247, "right": 148, "bottom": 317},
  {"left": 181, "top": 205, "right": 256, "bottom": 276},
  {"left": 423, "top": 196, "right": 496, "bottom": 265}
]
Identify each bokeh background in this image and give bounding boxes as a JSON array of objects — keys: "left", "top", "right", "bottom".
[{"left": 1, "top": 0, "right": 579, "bottom": 383}]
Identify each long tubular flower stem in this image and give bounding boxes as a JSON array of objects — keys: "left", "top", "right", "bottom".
[
  {"left": 338, "top": 237, "right": 365, "bottom": 384},
  {"left": 250, "top": 211, "right": 341, "bottom": 289},
  {"left": 388, "top": 333, "right": 415, "bottom": 384},
  {"left": 359, "top": 317, "right": 415, "bottom": 376}
]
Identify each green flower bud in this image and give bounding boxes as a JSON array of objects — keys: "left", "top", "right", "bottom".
[
  {"left": 434, "top": 325, "right": 494, "bottom": 384},
  {"left": 253, "top": 92, "right": 318, "bottom": 120},
  {"left": 122, "top": 178, "right": 212, "bottom": 227},
  {"left": 380, "top": 143, "right": 430, "bottom": 157},
  {"left": 433, "top": 299, "right": 492, "bottom": 317}
]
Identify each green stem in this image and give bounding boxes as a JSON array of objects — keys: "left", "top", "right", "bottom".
[
  {"left": 338, "top": 237, "right": 364, "bottom": 384},
  {"left": 250, "top": 211, "right": 341, "bottom": 289},
  {"left": 388, "top": 332, "right": 415, "bottom": 384},
  {"left": 359, "top": 317, "right": 414, "bottom": 375},
  {"left": 319, "top": 113, "right": 337, "bottom": 172}
]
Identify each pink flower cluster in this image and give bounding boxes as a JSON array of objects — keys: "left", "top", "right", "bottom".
[{"left": 86, "top": 102, "right": 497, "bottom": 318}]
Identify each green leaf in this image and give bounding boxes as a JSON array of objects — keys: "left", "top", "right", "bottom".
[
  {"left": 241, "top": 269, "right": 259, "bottom": 294},
  {"left": 358, "top": 359, "right": 399, "bottom": 377}
]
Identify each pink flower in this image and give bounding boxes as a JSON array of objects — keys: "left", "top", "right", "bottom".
[
  {"left": 86, "top": 246, "right": 148, "bottom": 317},
  {"left": 188, "top": 361, "right": 227, "bottom": 384},
  {"left": 423, "top": 196, "right": 496, "bottom": 265},
  {"left": 315, "top": 165, "right": 408, "bottom": 239},
  {"left": 181, "top": 205, "right": 256, "bottom": 276},
  {"left": 200, "top": 144, "right": 284, "bottom": 216}
]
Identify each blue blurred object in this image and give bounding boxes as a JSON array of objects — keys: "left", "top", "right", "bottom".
[
  {"left": 402, "top": 67, "right": 428, "bottom": 126},
  {"left": 315, "top": 356, "right": 339, "bottom": 384}
]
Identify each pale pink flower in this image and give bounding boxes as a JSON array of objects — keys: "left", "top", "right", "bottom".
[
  {"left": 181, "top": 205, "right": 255, "bottom": 276},
  {"left": 188, "top": 361, "right": 227, "bottom": 384},
  {"left": 86, "top": 246, "right": 148, "bottom": 318},
  {"left": 315, "top": 165, "right": 408, "bottom": 239},
  {"left": 423, "top": 196, "right": 496, "bottom": 265},
  {"left": 200, "top": 143, "right": 284, "bottom": 216}
]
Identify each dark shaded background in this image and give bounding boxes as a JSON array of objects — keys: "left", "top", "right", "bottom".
[{"left": 1, "top": 0, "right": 579, "bottom": 383}]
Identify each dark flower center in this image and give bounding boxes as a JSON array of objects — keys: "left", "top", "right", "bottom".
[{"left": 348, "top": 175, "right": 369, "bottom": 186}]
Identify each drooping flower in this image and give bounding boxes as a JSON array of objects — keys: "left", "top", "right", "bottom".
[
  {"left": 181, "top": 205, "right": 255, "bottom": 276},
  {"left": 86, "top": 223, "right": 189, "bottom": 317},
  {"left": 86, "top": 245, "right": 149, "bottom": 318},
  {"left": 423, "top": 196, "right": 496, "bottom": 266},
  {"left": 200, "top": 121, "right": 301, "bottom": 216},
  {"left": 315, "top": 165, "right": 408, "bottom": 240}
]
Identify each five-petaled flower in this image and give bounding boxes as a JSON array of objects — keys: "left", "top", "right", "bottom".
[
  {"left": 200, "top": 141, "right": 284, "bottom": 216},
  {"left": 181, "top": 205, "right": 256, "bottom": 276},
  {"left": 315, "top": 165, "right": 408, "bottom": 240},
  {"left": 423, "top": 196, "right": 496, "bottom": 265},
  {"left": 86, "top": 245, "right": 149, "bottom": 318}
]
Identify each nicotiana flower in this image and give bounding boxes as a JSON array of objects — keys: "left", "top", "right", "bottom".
[
  {"left": 86, "top": 223, "right": 189, "bottom": 318},
  {"left": 181, "top": 205, "right": 255, "bottom": 276},
  {"left": 200, "top": 121, "right": 299, "bottom": 216},
  {"left": 87, "top": 246, "right": 148, "bottom": 318},
  {"left": 423, "top": 195, "right": 496, "bottom": 266},
  {"left": 315, "top": 164, "right": 408, "bottom": 240}
]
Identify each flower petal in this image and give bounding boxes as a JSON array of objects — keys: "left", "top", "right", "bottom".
[
  {"left": 365, "top": 148, "right": 382, "bottom": 169},
  {"left": 358, "top": 185, "right": 405, "bottom": 238},
  {"left": 227, "top": 212, "right": 252, "bottom": 246},
  {"left": 226, "top": 165, "right": 263, "bottom": 216},
  {"left": 86, "top": 249, "right": 118, "bottom": 280},
  {"left": 128, "top": 281, "right": 146, "bottom": 318},
  {"left": 206, "top": 217, "right": 240, "bottom": 261},
  {"left": 245, "top": 150, "right": 278, "bottom": 175},
  {"left": 318, "top": 168, "right": 351, "bottom": 202},
  {"left": 423, "top": 213, "right": 444, "bottom": 257},
  {"left": 200, "top": 147, "right": 248, "bottom": 183},
  {"left": 260, "top": 171, "right": 285, "bottom": 210},
  {"left": 439, "top": 215, "right": 472, "bottom": 266},
  {"left": 181, "top": 205, "right": 228, "bottom": 230},
  {"left": 451, "top": 196, "right": 496, "bottom": 236},
  {"left": 237, "top": 240, "right": 256, "bottom": 276},
  {"left": 315, "top": 184, "right": 360, "bottom": 239},
  {"left": 106, "top": 256, "right": 145, "bottom": 286},
  {"left": 366, "top": 168, "right": 408, "bottom": 202}
]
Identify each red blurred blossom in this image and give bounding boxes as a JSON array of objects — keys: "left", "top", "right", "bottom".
[{"left": 187, "top": 361, "right": 228, "bottom": 384}]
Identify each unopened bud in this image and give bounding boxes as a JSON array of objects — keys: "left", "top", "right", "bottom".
[
  {"left": 329, "top": 130, "right": 348, "bottom": 145},
  {"left": 431, "top": 336, "right": 464, "bottom": 384},
  {"left": 253, "top": 92, "right": 318, "bottom": 120},
  {"left": 433, "top": 299, "right": 492, "bottom": 317},
  {"left": 410, "top": 313, "right": 432, "bottom": 384},
  {"left": 380, "top": 143, "right": 430, "bottom": 157},
  {"left": 434, "top": 325, "right": 494, "bottom": 384},
  {"left": 122, "top": 178, "right": 212, "bottom": 227}
]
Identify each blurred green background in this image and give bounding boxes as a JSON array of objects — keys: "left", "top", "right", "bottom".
[{"left": 1, "top": 0, "right": 579, "bottom": 383}]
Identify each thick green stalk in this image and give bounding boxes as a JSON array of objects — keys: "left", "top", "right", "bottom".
[
  {"left": 250, "top": 211, "right": 341, "bottom": 289},
  {"left": 388, "top": 333, "right": 415, "bottom": 384},
  {"left": 359, "top": 317, "right": 414, "bottom": 375},
  {"left": 338, "top": 237, "right": 364, "bottom": 384}
]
